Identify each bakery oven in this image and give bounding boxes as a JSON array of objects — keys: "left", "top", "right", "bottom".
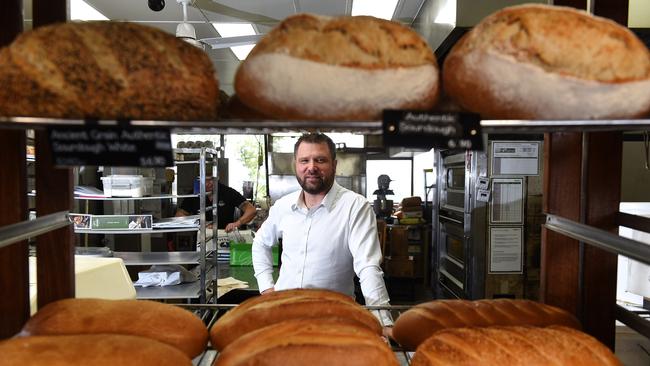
[{"left": 434, "top": 150, "right": 488, "bottom": 299}]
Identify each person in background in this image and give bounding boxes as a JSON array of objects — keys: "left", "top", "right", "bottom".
[
  {"left": 252, "top": 133, "right": 393, "bottom": 334},
  {"left": 176, "top": 176, "right": 256, "bottom": 232}
]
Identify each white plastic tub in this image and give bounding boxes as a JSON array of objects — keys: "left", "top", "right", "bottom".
[{"left": 101, "top": 175, "right": 153, "bottom": 197}]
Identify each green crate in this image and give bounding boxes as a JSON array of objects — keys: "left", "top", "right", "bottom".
[{"left": 229, "top": 243, "right": 279, "bottom": 266}]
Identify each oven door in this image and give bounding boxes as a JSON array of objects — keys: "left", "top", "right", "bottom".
[{"left": 438, "top": 214, "right": 466, "bottom": 298}]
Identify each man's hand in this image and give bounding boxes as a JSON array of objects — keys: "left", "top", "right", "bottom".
[
  {"left": 224, "top": 221, "right": 240, "bottom": 232},
  {"left": 261, "top": 288, "right": 275, "bottom": 295}
]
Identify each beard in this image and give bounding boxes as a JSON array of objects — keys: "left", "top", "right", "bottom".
[{"left": 296, "top": 172, "right": 334, "bottom": 195}]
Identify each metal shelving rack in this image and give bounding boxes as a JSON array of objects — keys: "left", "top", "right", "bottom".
[
  {"left": 1, "top": 117, "right": 650, "bottom": 347},
  {"left": 70, "top": 147, "right": 220, "bottom": 303}
]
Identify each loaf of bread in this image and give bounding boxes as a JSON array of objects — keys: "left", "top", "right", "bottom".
[
  {"left": 209, "top": 288, "right": 382, "bottom": 351},
  {"left": 443, "top": 4, "right": 650, "bottom": 120},
  {"left": 235, "top": 13, "right": 439, "bottom": 120},
  {"left": 0, "top": 334, "right": 192, "bottom": 366},
  {"left": 411, "top": 326, "right": 621, "bottom": 366},
  {"left": 392, "top": 299, "right": 580, "bottom": 350},
  {"left": 215, "top": 319, "right": 398, "bottom": 366},
  {"left": 0, "top": 21, "right": 219, "bottom": 120},
  {"left": 20, "top": 298, "right": 208, "bottom": 358}
]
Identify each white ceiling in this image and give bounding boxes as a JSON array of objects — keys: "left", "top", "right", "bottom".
[{"left": 21, "top": 0, "right": 429, "bottom": 94}]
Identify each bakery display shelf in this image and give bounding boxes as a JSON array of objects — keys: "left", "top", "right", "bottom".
[
  {"left": 114, "top": 251, "right": 204, "bottom": 266},
  {"left": 545, "top": 214, "right": 650, "bottom": 266},
  {"left": 74, "top": 193, "right": 199, "bottom": 201},
  {"left": 74, "top": 227, "right": 199, "bottom": 234},
  {"left": 0, "top": 210, "right": 69, "bottom": 249},
  {"left": 5, "top": 115, "right": 650, "bottom": 134}
]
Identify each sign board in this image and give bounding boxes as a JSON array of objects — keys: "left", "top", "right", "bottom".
[
  {"left": 383, "top": 111, "right": 483, "bottom": 150},
  {"left": 489, "top": 227, "right": 523, "bottom": 274},
  {"left": 48, "top": 126, "right": 173, "bottom": 167},
  {"left": 491, "top": 141, "right": 540, "bottom": 176},
  {"left": 490, "top": 178, "right": 524, "bottom": 224}
]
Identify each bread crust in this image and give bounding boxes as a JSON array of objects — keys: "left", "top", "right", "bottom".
[
  {"left": 411, "top": 326, "right": 621, "bottom": 366},
  {"left": 209, "top": 288, "right": 382, "bottom": 351},
  {"left": 214, "top": 319, "right": 398, "bottom": 366},
  {"left": 235, "top": 13, "right": 439, "bottom": 120},
  {"left": 0, "top": 334, "right": 192, "bottom": 366},
  {"left": 0, "top": 21, "right": 219, "bottom": 121},
  {"left": 443, "top": 4, "right": 650, "bottom": 119},
  {"left": 392, "top": 299, "right": 580, "bottom": 350},
  {"left": 20, "top": 298, "right": 208, "bottom": 358}
]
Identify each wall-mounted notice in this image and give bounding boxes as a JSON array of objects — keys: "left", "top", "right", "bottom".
[
  {"left": 490, "top": 178, "right": 524, "bottom": 224},
  {"left": 489, "top": 227, "right": 523, "bottom": 273},
  {"left": 491, "top": 141, "right": 540, "bottom": 175},
  {"left": 48, "top": 126, "right": 172, "bottom": 167}
]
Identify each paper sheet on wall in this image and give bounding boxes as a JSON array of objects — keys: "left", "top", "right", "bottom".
[
  {"left": 490, "top": 178, "right": 524, "bottom": 224},
  {"left": 489, "top": 227, "right": 523, "bottom": 273}
]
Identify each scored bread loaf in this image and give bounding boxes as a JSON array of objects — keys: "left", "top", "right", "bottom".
[
  {"left": 19, "top": 298, "right": 208, "bottom": 358},
  {"left": 411, "top": 326, "right": 621, "bottom": 366},
  {"left": 0, "top": 334, "right": 192, "bottom": 366},
  {"left": 443, "top": 4, "right": 650, "bottom": 119},
  {"left": 209, "top": 288, "right": 382, "bottom": 351},
  {"left": 214, "top": 319, "right": 398, "bottom": 366},
  {"left": 234, "top": 13, "right": 439, "bottom": 120},
  {"left": 392, "top": 299, "right": 580, "bottom": 350},
  {"left": 0, "top": 21, "right": 219, "bottom": 120}
]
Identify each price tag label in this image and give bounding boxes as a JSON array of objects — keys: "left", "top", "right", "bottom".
[
  {"left": 383, "top": 111, "right": 483, "bottom": 150},
  {"left": 48, "top": 125, "right": 173, "bottom": 167}
]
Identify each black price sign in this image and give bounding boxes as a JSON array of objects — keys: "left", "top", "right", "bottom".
[
  {"left": 383, "top": 111, "right": 483, "bottom": 150},
  {"left": 48, "top": 126, "right": 173, "bottom": 167}
]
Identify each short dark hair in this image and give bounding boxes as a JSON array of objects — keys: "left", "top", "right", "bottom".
[{"left": 294, "top": 133, "right": 336, "bottom": 160}]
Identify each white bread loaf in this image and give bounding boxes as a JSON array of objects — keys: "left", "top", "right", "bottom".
[
  {"left": 234, "top": 13, "right": 439, "bottom": 120},
  {"left": 214, "top": 319, "right": 398, "bottom": 366},
  {"left": 392, "top": 299, "right": 580, "bottom": 350},
  {"left": 209, "top": 288, "right": 382, "bottom": 351},
  {"left": 411, "top": 326, "right": 621, "bottom": 366},
  {"left": 19, "top": 298, "right": 208, "bottom": 358},
  {"left": 0, "top": 21, "right": 219, "bottom": 120},
  {"left": 0, "top": 334, "right": 192, "bottom": 366},
  {"left": 443, "top": 4, "right": 650, "bottom": 120}
]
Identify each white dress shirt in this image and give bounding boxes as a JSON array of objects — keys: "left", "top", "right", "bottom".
[{"left": 252, "top": 182, "right": 391, "bottom": 313}]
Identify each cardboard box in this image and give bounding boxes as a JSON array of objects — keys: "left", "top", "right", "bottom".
[{"left": 384, "top": 256, "right": 422, "bottom": 278}]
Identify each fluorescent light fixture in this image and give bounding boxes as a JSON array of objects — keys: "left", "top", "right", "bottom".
[
  {"left": 434, "top": 0, "right": 456, "bottom": 25},
  {"left": 71, "top": 0, "right": 109, "bottom": 21},
  {"left": 351, "top": 0, "right": 399, "bottom": 20},
  {"left": 212, "top": 23, "right": 256, "bottom": 60}
]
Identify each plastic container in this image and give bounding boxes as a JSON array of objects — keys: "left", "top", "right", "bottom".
[{"left": 101, "top": 175, "right": 153, "bottom": 197}]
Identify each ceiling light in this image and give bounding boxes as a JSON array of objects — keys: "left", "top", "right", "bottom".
[
  {"left": 434, "top": 0, "right": 456, "bottom": 25},
  {"left": 351, "top": 0, "right": 399, "bottom": 20},
  {"left": 70, "top": 0, "right": 109, "bottom": 21},
  {"left": 212, "top": 23, "right": 256, "bottom": 60}
]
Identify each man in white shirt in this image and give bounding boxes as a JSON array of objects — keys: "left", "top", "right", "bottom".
[{"left": 252, "top": 133, "right": 392, "bottom": 331}]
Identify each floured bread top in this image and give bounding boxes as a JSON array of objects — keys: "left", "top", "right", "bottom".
[
  {"left": 458, "top": 4, "right": 650, "bottom": 82},
  {"left": 249, "top": 13, "right": 436, "bottom": 68}
]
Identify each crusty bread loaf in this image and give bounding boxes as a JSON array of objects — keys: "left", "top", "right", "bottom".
[
  {"left": 443, "top": 4, "right": 650, "bottom": 119},
  {"left": 392, "top": 299, "right": 580, "bottom": 350},
  {"left": 0, "top": 21, "right": 219, "bottom": 120},
  {"left": 411, "top": 326, "right": 621, "bottom": 366},
  {"left": 20, "top": 298, "right": 208, "bottom": 358},
  {"left": 214, "top": 319, "right": 398, "bottom": 366},
  {"left": 235, "top": 13, "right": 439, "bottom": 120},
  {"left": 0, "top": 334, "right": 192, "bottom": 366},
  {"left": 209, "top": 288, "right": 382, "bottom": 351}
]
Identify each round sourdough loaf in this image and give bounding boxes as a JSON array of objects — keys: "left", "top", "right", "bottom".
[
  {"left": 234, "top": 13, "right": 439, "bottom": 120},
  {"left": 214, "top": 319, "right": 398, "bottom": 366},
  {"left": 392, "top": 299, "right": 581, "bottom": 350},
  {"left": 19, "top": 298, "right": 208, "bottom": 358},
  {"left": 0, "top": 334, "right": 192, "bottom": 366},
  {"left": 0, "top": 21, "right": 219, "bottom": 120},
  {"left": 443, "top": 4, "right": 650, "bottom": 120},
  {"left": 209, "top": 288, "right": 382, "bottom": 351},
  {"left": 411, "top": 326, "right": 621, "bottom": 366}
]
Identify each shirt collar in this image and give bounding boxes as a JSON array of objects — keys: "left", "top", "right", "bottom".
[{"left": 292, "top": 181, "right": 341, "bottom": 212}]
